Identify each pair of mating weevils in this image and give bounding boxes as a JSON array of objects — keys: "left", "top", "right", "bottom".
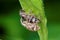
[{"left": 20, "top": 10, "right": 40, "bottom": 31}]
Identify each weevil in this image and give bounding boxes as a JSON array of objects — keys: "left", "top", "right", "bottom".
[{"left": 20, "top": 10, "right": 40, "bottom": 31}]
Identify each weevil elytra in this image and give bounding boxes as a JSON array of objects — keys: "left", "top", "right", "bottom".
[{"left": 20, "top": 10, "right": 40, "bottom": 31}]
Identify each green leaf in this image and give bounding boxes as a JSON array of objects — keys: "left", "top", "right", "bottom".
[{"left": 19, "top": 0, "right": 48, "bottom": 40}]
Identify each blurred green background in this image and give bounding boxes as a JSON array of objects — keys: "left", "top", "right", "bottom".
[{"left": 0, "top": 0, "right": 60, "bottom": 40}]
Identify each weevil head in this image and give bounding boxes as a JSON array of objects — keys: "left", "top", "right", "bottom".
[{"left": 20, "top": 10, "right": 27, "bottom": 19}]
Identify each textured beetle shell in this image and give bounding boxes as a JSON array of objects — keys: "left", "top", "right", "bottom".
[{"left": 20, "top": 18, "right": 40, "bottom": 31}]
